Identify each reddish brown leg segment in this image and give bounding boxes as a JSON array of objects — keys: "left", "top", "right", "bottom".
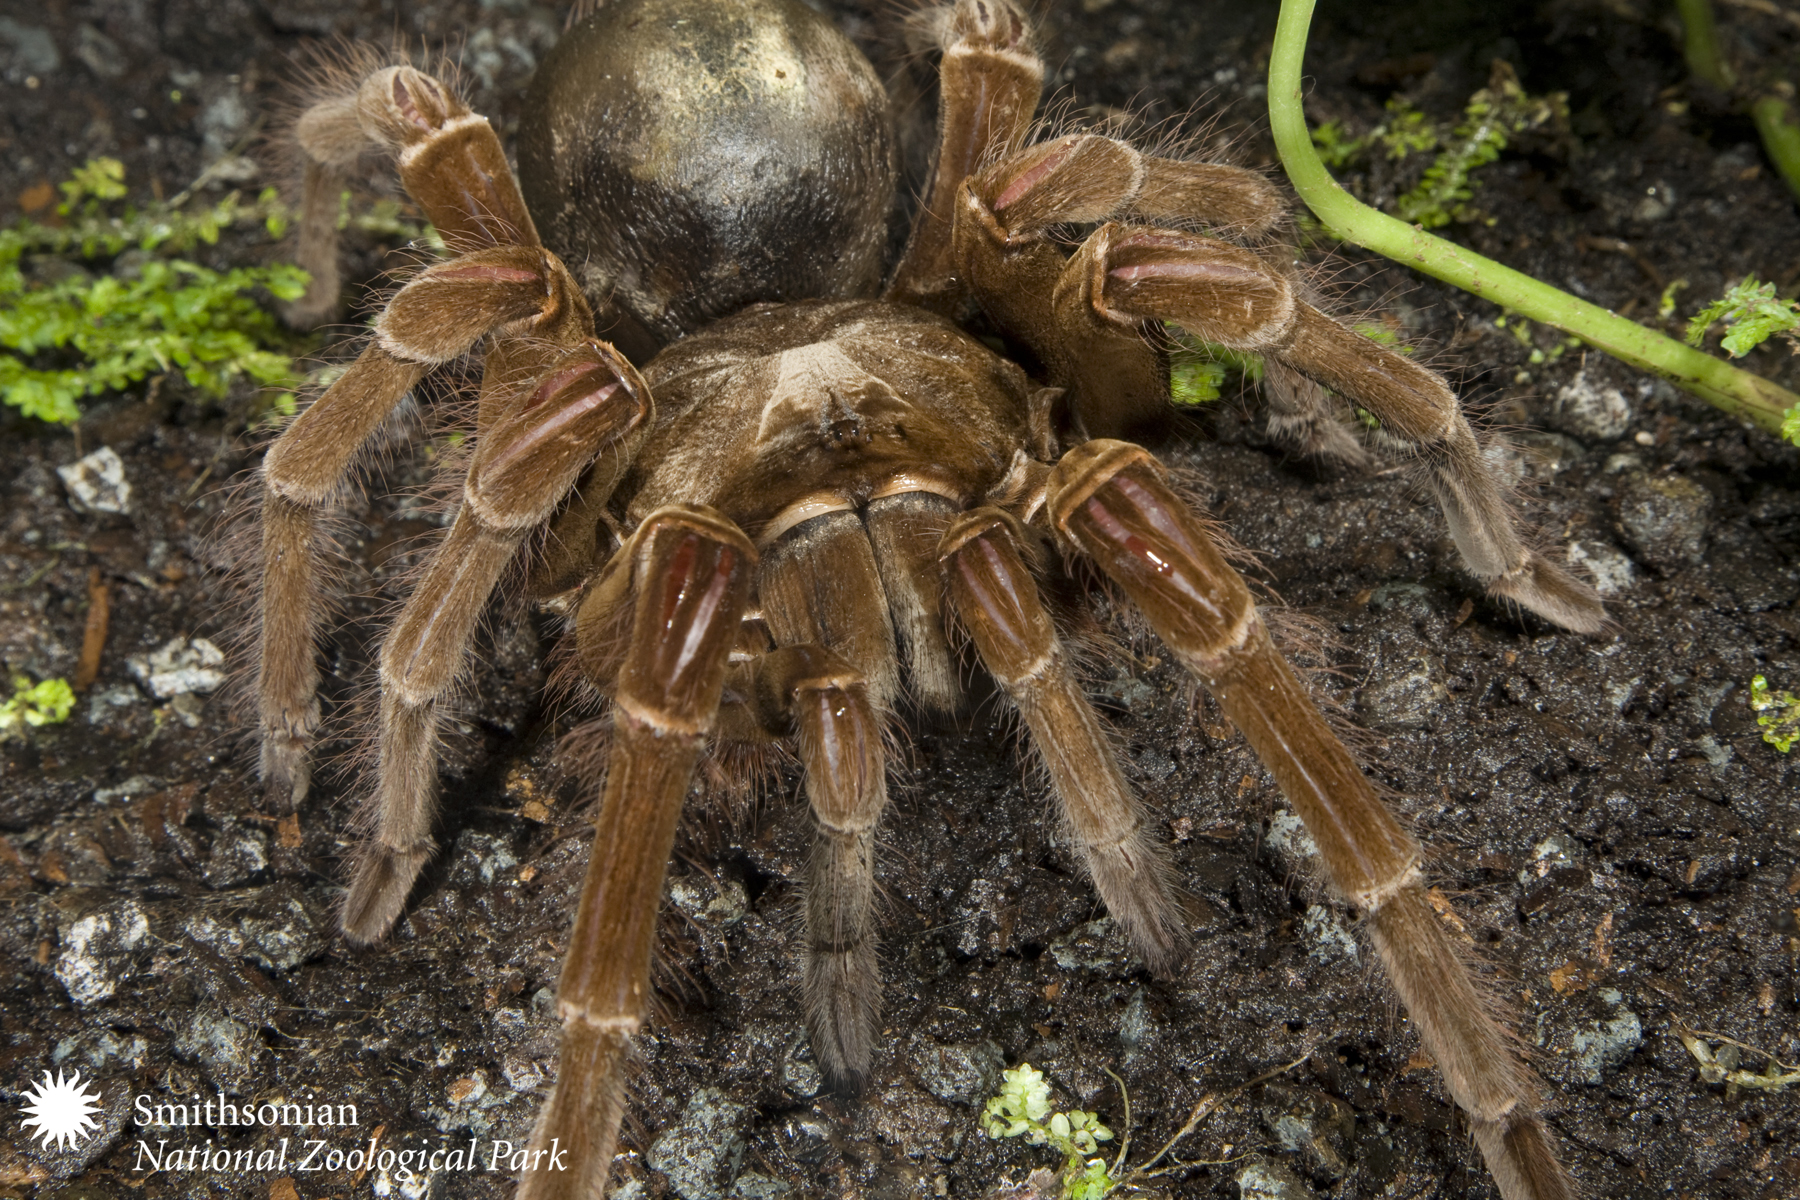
[
  {"left": 521, "top": 506, "right": 755, "bottom": 1200},
  {"left": 888, "top": 0, "right": 1043, "bottom": 309},
  {"left": 1047, "top": 441, "right": 1572, "bottom": 1200},
  {"left": 940, "top": 507, "right": 1184, "bottom": 969}
]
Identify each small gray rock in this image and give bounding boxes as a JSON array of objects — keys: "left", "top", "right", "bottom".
[
  {"left": 1566, "top": 541, "right": 1636, "bottom": 596},
  {"left": 128, "top": 637, "right": 227, "bottom": 699},
  {"left": 1047, "top": 918, "right": 1133, "bottom": 974},
  {"left": 910, "top": 1036, "right": 1003, "bottom": 1106},
  {"left": 54, "top": 898, "right": 150, "bottom": 1005},
  {"left": 1236, "top": 1158, "right": 1316, "bottom": 1199},
  {"left": 732, "top": 1172, "right": 792, "bottom": 1200},
  {"left": 237, "top": 888, "right": 326, "bottom": 970},
  {"left": 173, "top": 1008, "right": 258, "bottom": 1089},
  {"left": 1550, "top": 370, "right": 1632, "bottom": 441},
  {"left": 202, "top": 819, "right": 269, "bottom": 889},
  {"left": 1615, "top": 472, "right": 1712, "bottom": 568},
  {"left": 57, "top": 447, "right": 131, "bottom": 515},
  {"left": 1260, "top": 1084, "right": 1355, "bottom": 1179},
  {"left": 649, "top": 1087, "right": 753, "bottom": 1200},
  {"left": 1570, "top": 990, "right": 1643, "bottom": 1083}
]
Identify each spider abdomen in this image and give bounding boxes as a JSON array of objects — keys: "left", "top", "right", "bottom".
[{"left": 518, "top": 0, "right": 897, "bottom": 354}]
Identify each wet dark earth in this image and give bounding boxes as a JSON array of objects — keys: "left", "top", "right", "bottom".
[{"left": 2, "top": 2, "right": 1799, "bottom": 1199}]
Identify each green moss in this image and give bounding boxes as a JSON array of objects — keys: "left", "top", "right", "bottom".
[
  {"left": 0, "top": 675, "right": 74, "bottom": 737},
  {"left": 1686, "top": 275, "right": 1800, "bottom": 358},
  {"left": 1, "top": 158, "right": 309, "bottom": 424},
  {"left": 1749, "top": 675, "right": 1800, "bottom": 753},
  {"left": 983, "top": 1064, "right": 1118, "bottom": 1200},
  {"left": 1396, "top": 63, "right": 1568, "bottom": 229}
]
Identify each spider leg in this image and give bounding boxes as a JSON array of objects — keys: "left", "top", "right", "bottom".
[
  {"left": 256, "top": 245, "right": 592, "bottom": 810},
  {"left": 1045, "top": 440, "right": 1573, "bottom": 1200},
  {"left": 1261, "top": 357, "right": 1374, "bottom": 468},
  {"left": 1081, "top": 224, "right": 1604, "bottom": 631},
  {"left": 718, "top": 644, "right": 888, "bottom": 1087},
  {"left": 338, "top": 339, "right": 650, "bottom": 942},
  {"left": 952, "top": 154, "right": 1603, "bottom": 629},
  {"left": 888, "top": 0, "right": 1043, "bottom": 309},
  {"left": 288, "top": 63, "right": 539, "bottom": 323},
  {"left": 939, "top": 506, "right": 1185, "bottom": 970},
  {"left": 521, "top": 505, "right": 754, "bottom": 1200}
]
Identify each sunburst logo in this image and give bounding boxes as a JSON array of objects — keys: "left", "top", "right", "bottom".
[{"left": 19, "top": 1069, "right": 104, "bottom": 1152}]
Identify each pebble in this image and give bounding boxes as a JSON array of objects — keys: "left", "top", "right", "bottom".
[
  {"left": 1235, "top": 1158, "right": 1316, "bottom": 1199},
  {"left": 1260, "top": 1083, "right": 1354, "bottom": 1178},
  {"left": 54, "top": 898, "right": 151, "bottom": 1005},
  {"left": 1615, "top": 472, "right": 1712, "bottom": 568},
  {"left": 128, "top": 637, "right": 227, "bottom": 699},
  {"left": 1565, "top": 541, "right": 1637, "bottom": 596},
  {"left": 1301, "top": 904, "right": 1359, "bottom": 963},
  {"left": 173, "top": 1009, "right": 257, "bottom": 1088},
  {"left": 57, "top": 447, "right": 132, "bottom": 515},
  {"left": 201, "top": 818, "right": 269, "bottom": 889},
  {"left": 909, "top": 1036, "right": 1003, "bottom": 1106},
  {"left": 1550, "top": 370, "right": 1633, "bottom": 441},
  {"left": 1047, "top": 918, "right": 1133, "bottom": 974},
  {"left": 1570, "top": 989, "right": 1643, "bottom": 1083},
  {"left": 648, "top": 1088, "right": 752, "bottom": 1200}
]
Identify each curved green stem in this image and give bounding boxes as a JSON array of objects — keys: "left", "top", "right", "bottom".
[
  {"left": 1676, "top": 0, "right": 1735, "bottom": 89},
  {"left": 1751, "top": 92, "right": 1800, "bottom": 202},
  {"left": 1268, "top": 0, "right": 1798, "bottom": 439}
]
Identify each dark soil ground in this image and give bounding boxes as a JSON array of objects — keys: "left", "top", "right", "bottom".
[{"left": 2, "top": 2, "right": 1799, "bottom": 1199}]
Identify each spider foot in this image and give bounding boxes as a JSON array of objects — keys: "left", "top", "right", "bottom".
[
  {"left": 341, "top": 840, "right": 435, "bottom": 944},
  {"left": 1489, "top": 550, "right": 1606, "bottom": 634},
  {"left": 804, "top": 938, "right": 880, "bottom": 1091}
]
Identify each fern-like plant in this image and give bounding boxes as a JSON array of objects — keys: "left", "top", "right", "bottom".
[{"left": 0, "top": 158, "right": 309, "bottom": 424}]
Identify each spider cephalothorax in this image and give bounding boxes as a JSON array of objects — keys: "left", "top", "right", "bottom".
[{"left": 259, "top": 2, "right": 1604, "bottom": 1198}]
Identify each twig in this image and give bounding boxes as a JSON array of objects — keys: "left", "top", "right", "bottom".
[
  {"left": 1102, "top": 1066, "right": 1131, "bottom": 1177},
  {"left": 1126, "top": 1048, "right": 1314, "bottom": 1180},
  {"left": 1677, "top": 1025, "right": 1800, "bottom": 1073},
  {"left": 73, "top": 567, "right": 110, "bottom": 691}
]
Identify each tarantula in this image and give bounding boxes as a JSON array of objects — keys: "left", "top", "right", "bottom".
[{"left": 256, "top": 1, "right": 1606, "bottom": 1197}]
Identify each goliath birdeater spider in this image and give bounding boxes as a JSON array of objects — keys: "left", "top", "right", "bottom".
[{"left": 255, "top": 1, "right": 1606, "bottom": 1197}]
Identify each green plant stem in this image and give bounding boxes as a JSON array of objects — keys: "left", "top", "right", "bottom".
[
  {"left": 1751, "top": 93, "right": 1800, "bottom": 203},
  {"left": 1676, "top": 0, "right": 1735, "bottom": 88},
  {"left": 1268, "top": 0, "right": 1798, "bottom": 439}
]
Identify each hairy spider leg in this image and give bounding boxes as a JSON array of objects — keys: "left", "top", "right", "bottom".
[
  {"left": 289, "top": 64, "right": 539, "bottom": 323},
  {"left": 1048, "top": 441, "right": 1574, "bottom": 1200},
  {"left": 939, "top": 507, "right": 1186, "bottom": 969},
  {"left": 1082, "top": 223, "right": 1605, "bottom": 632},
  {"left": 946, "top": 125, "right": 1606, "bottom": 630},
  {"left": 341, "top": 339, "right": 651, "bottom": 941},
  {"left": 755, "top": 513, "right": 902, "bottom": 1084},
  {"left": 268, "top": 64, "right": 662, "bottom": 939},
  {"left": 715, "top": 642, "right": 889, "bottom": 1087},
  {"left": 523, "top": 506, "right": 755, "bottom": 1200},
  {"left": 887, "top": 0, "right": 1043, "bottom": 310}
]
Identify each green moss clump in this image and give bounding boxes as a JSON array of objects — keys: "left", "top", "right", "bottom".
[
  {"left": 1, "top": 158, "right": 309, "bottom": 424},
  {"left": 1395, "top": 63, "right": 1568, "bottom": 229},
  {"left": 983, "top": 1064, "right": 1117, "bottom": 1200},
  {"left": 1749, "top": 675, "right": 1800, "bottom": 753},
  {"left": 0, "top": 675, "right": 74, "bottom": 737}
]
